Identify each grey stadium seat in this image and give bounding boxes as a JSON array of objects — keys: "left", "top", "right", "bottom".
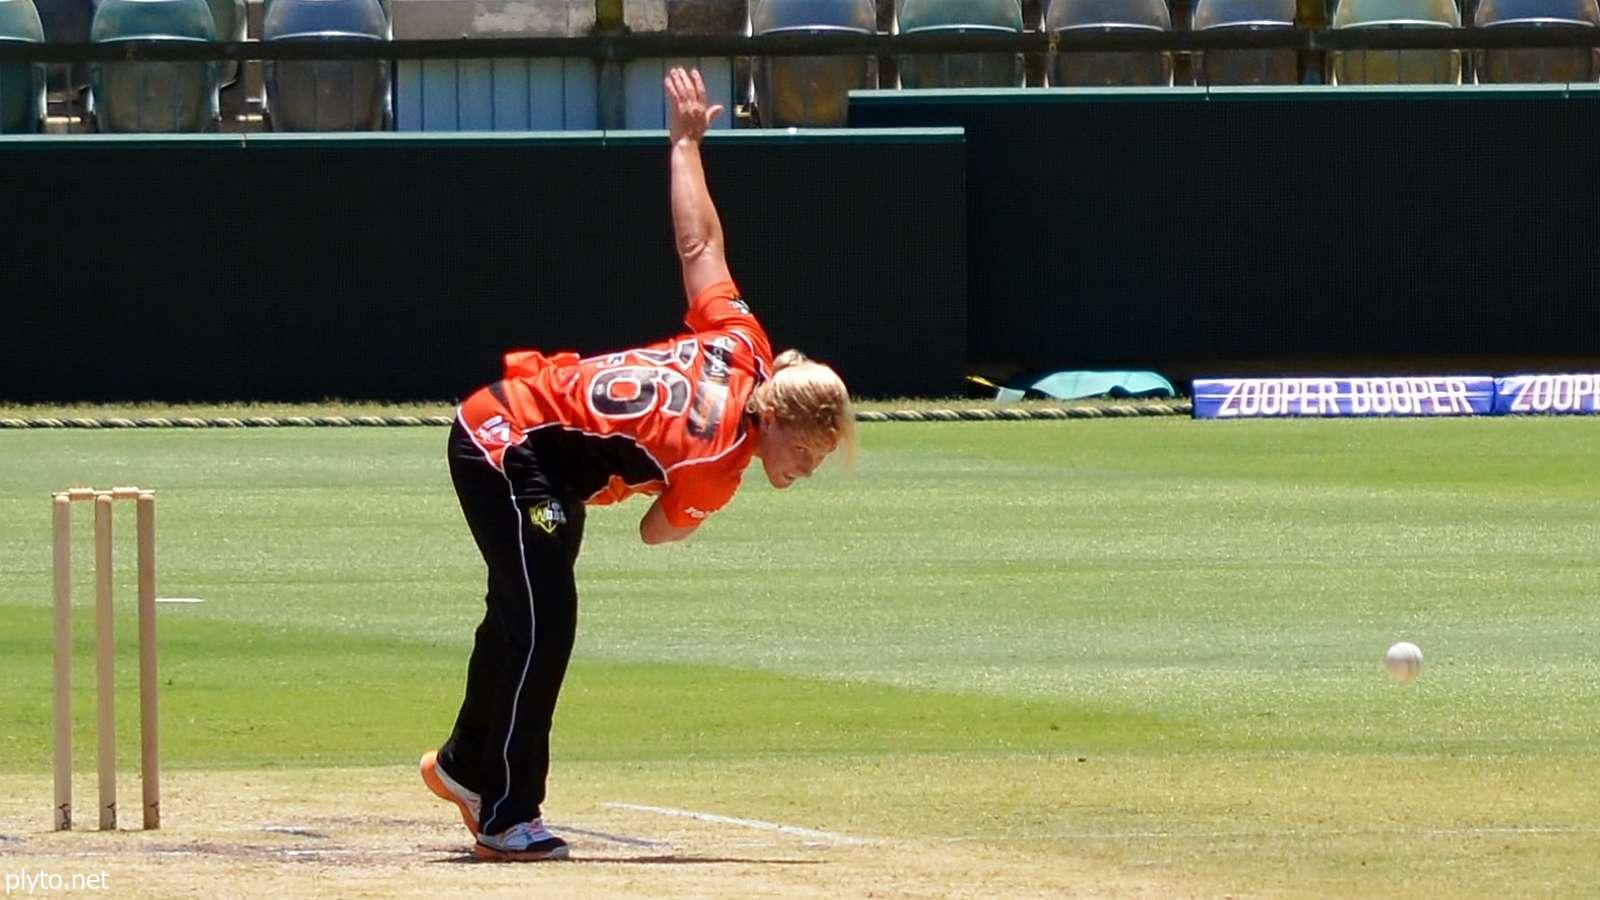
[
  {"left": 1474, "top": 0, "right": 1600, "bottom": 83},
  {"left": 88, "top": 0, "right": 220, "bottom": 132},
  {"left": 1330, "top": 0, "right": 1462, "bottom": 84},
  {"left": 897, "top": 0, "right": 1025, "bottom": 88},
  {"left": 1046, "top": 0, "right": 1174, "bottom": 86},
  {"left": 752, "top": 0, "right": 878, "bottom": 127},
  {"left": 1192, "top": 0, "right": 1299, "bottom": 85},
  {"left": 0, "top": 0, "right": 45, "bottom": 133},
  {"left": 263, "top": 0, "right": 391, "bottom": 131}
]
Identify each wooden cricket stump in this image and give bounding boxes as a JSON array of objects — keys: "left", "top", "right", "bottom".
[{"left": 51, "top": 487, "right": 160, "bottom": 831}]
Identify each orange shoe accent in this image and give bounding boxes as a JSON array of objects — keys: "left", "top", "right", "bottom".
[
  {"left": 473, "top": 841, "right": 570, "bottom": 862},
  {"left": 419, "top": 750, "right": 480, "bottom": 837}
]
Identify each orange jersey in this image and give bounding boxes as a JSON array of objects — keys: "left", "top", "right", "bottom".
[{"left": 458, "top": 281, "right": 774, "bottom": 527}]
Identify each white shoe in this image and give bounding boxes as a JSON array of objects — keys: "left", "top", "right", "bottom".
[{"left": 475, "top": 818, "right": 570, "bottom": 862}]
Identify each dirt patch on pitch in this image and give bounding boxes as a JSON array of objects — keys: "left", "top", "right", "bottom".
[{"left": 0, "top": 768, "right": 1181, "bottom": 899}]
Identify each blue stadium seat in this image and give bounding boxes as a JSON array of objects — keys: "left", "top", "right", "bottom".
[
  {"left": 1330, "top": 0, "right": 1462, "bottom": 84},
  {"left": 0, "top": 0, "right": 45, "bottom": 133},
  {"left": 897, "top": 0, "right": 1024, "bottom": 88},
  {"left": 88, "top": 0, "right": 220, "bottom": 132},
  {"left": 1191, "top": 0, "right": 1299, "bottom": 84},
  {"left": 1474, "top": 0, "right": 1600, "bottom": 83},
  {"left": 752, "top": 0, "right": 877, "bottom": 127},
  {"left": 263, "top": 0, "right": 390, "bottom": 131},
  {"left": 34, "top": 0, "right": 91, "bottom": 99},
  {"left": 1045, "top": 0, "right": 1174, "bottom": 86}
]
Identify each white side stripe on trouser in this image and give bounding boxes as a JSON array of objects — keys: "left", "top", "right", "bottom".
[{"left": 485, "top": 465, "right": 539, "bottom": 832}]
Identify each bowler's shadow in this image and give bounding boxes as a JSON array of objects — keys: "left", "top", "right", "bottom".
[{"left": 434, "top": 852, "right": 822, "bottom": 866}]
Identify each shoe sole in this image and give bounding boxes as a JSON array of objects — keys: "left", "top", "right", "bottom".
[
  {"left": 473, "top": 842, "right": 571, "bottom": 862},
  {"left": 419, "top": 750, "right": 480, "bottom": 837}
]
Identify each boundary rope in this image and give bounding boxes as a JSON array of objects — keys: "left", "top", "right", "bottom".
[{"left": 0, "top": 403, "right": 1193, "bottom": 430}]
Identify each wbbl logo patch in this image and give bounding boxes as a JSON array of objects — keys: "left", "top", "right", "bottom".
[{"left": 528, "top": 500, "right": 567, "bottom": 535}]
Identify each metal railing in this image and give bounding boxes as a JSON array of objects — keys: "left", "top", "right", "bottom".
[{"left": 4, "top": 27, "right": 1600, "bottom": 64}]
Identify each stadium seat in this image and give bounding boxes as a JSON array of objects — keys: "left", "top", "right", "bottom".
[
  {"left": 0, "top": 0, "right": 45, "bottom": 133},
  {"left": 752, "top": 0, "right": 878, "bottom": 127},
  {"left": 1474, "top": 0, "right": 1600, "bottom": 83},
  {"left": 263, "top": 0, "right": 390, "bottom": 131},
  {"left": 1330, "top": 0, "right": 1462, "bottom": 84},
  {"left": 1191, "top": 0, "right": 1299, "bottom": 84},
  {"left": 88, "top": 0, "right": 220, "bottom": 132},
  {"left": 34, "top": 0, "right": 91, "bottom": 100},
  {"left": 896, "top": 0, "right": 1025, "bottom": 88},
  {"left": 1045, "top": 0, "right": 1174, "bottom": 86}
]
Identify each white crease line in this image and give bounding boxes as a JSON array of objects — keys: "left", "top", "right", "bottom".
[
  {"left": 945, "top": 825, "right": 1600, "bottom": 842},
  {"left": 606, "top": 803, "right": 875, "bottom": 846},
  {"left": 258, "top": 825, "right": 329, "bottom": 839}
]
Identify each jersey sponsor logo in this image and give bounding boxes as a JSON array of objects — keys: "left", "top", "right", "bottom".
[
  {"left": 708, "top": 334, "right": 736, "bottom": 356},
  {"left": 687, "top": 341, "right": 734, "bottom": 439},
  {"left": 528, "top": 500, "right": 567, "bottom": 535},
  {"left": 475, "top": 414, "right": 516, "bottom": 446}
]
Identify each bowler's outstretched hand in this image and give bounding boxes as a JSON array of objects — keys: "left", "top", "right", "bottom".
[{"left": 665, "top": 67, "right": 724, "bottom": 144}]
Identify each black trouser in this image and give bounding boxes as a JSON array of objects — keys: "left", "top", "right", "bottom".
[{"left": 439, "top": 418, "right": 585, "bottom": 835}]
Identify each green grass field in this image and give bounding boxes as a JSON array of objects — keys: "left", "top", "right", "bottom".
[{"left": 2, "top": 417, "right": 1597, "bottom": 895}]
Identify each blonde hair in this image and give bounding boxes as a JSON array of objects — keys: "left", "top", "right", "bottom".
[{"left": 747, "top": 350, "right": 857, "bottom": 469}]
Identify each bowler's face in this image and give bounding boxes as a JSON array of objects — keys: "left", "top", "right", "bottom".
[{"left": 757, "top": 421, "right": 830, "bottom": 488}]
